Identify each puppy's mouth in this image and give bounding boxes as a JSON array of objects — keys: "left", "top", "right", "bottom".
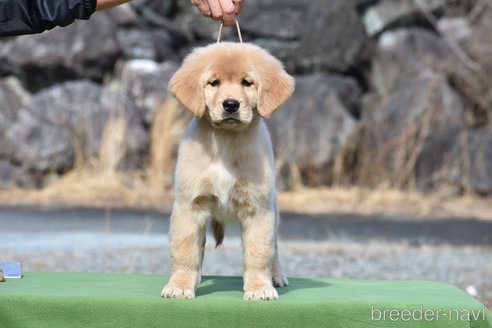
[
  {"left": 222, "top": 117, "right": 241, "bottom": 124},
  {"left": 210, "top": 116, "right": 247, "bottom": 130}
]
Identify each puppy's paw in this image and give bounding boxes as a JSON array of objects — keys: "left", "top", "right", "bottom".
[
  {"left": 272, "top": 273, "right": 289, "bottom": 287},
  {"left": 244, "top": 286, "right": 279, "bottom": 301},
  {"left": 161, "top": 284, "right": 195, "bottom": 299}
]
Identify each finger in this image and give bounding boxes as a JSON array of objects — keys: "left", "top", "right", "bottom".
[
  {"left": 219, "top": 0, "right": 236, "bottom": 26},
  {"left": 207, "top": 0, "right": 224, "bottom": 21},
  {"left": 191, "top": 0, "right": 211, "bottom": 17},
  {"left": 233, "top": 0, "right": 243, "bottom": 15}
]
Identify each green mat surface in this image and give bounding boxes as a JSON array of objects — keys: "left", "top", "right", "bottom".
[{"left": 0, "top": 272, "right": 490, "bottom": 327}]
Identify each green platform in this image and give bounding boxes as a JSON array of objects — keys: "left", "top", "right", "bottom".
[{"left": 0, "top": 272, "right": 490, "bottom": 327}]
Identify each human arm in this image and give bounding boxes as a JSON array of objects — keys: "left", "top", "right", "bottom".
[
  {"left": 0, "top": 0, "right": 128, "bottom": 37},
  {"left": 96, "top": 0, "right": 130, "bottom": 11}
]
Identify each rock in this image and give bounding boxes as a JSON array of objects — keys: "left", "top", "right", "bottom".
[
  {"left": 448, "top": 127, "right": 492, "bottom": 195},
  {"left": 0, "top": 0, "right": 488, "bottom": 196},
  {"left": 131, "top": 0, "right": 175, "bottom": 18},
  {"left": 371, "top": 27, "right": 487, "bottom": 131},
  {"left": 131, "top": 0, "right": 193, "bottom": 42},
  {"left": 0, "top": 77, "right": 29, "bottom": 113},
  {"left": 0, "top": 160, "right": 17, "bottom": 188},
  {"left": 117, "top": 29, "right": 157, "bottom": 60},
  {"left": 6, "top": 81, "right": 147, "bottom": 172},
  {"left": 116, "top": 59, "right": 179, "bottom": 124},
  {"left": 0, "top": 77, "right": 30, "bottom": 158},
  {"left": 239, "top": 0, "right": 303, "bottom": 41},
  {"left": 98, "top": 86, "right": 149, "bottom": 166},
  {"left": 105, "top": 3, "right": 139, "bottom": 26},
  {"left": 371, "top": 28, "right": 454, "bottom": 94},
  {"left": 0, "top": 13, "right": 120, "bottom": 92},
  {"left": 268, "top": 74, "right": 360, "bottom": 187},
  {"left": 459, "top": 7, "right": 492, "bottom": 127},
  {"left": 116, "top": 28, "right": 175, "bottom": 61},
  {"left": 362, "top": 69, "right": 465, "bottom": 189},
  {"left": 368, "top": 69, "right": 463, "bottom": 128},
  {"left": 362, "top": 0, "right": 447, "bottom": 36},
  {"left": 171, "top": 0, "right": 370, "bottom": 73},
  {"left": 362, "top": 24, "right": 491, "bottom": 193},
  {"left": 461, "top": 7, "right": 492, "bottom": 73},
  {"left": 437, "top": 18, "right": 473, "bottom": 43},
  {"left": 0, "top": 160, "right": 37, "bottom": 189},
  {"left": 243, "top": 0, "right": 370, "bottom": 72}
]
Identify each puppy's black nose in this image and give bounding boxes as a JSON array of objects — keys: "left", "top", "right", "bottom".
[{"left": 222, "top": 99, "right": 240, "bottom": 113}]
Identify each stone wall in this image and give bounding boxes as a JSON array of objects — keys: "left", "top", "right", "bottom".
[{"left": 0, "top": 0, "right": 490, "bottom": 195}]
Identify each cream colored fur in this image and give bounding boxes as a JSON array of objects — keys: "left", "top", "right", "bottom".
[{"left": 161, "top": 42, "right": 294, "bottom": 301}]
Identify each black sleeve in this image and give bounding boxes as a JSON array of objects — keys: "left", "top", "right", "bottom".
[{"left": 0, "top": 0, "right": 97, "bottom": 37}]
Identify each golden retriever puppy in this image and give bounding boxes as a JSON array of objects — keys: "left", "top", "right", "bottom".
[{"left": 161, "top": 42, "right": 294, "bottom": 301}]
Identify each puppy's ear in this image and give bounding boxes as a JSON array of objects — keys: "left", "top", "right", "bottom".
[
  {"left": 255, "top": 51, "right": 295, "bottom": 119},
  {"left": 168, "top": 51, "right": 207, "bottom": 117}
]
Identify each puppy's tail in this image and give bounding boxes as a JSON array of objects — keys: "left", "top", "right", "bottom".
[{"left": 211, "top": 218, "right": 224, "bottom": 248}]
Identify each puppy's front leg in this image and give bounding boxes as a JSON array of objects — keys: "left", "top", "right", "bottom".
[
  {"left": 241, "top": 211, "right": 278, "bottom": 301},
  {"left": 161, "top": 203, "right": 207, "bottom": 299}
]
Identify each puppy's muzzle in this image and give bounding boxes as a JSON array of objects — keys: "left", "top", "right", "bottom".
[{"left": 223, "top": 99, "right": 240, "bottom": 114}]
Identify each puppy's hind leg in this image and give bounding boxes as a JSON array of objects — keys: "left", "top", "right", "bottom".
[
  {"left": 272, "top": 235, "right": 288, "bottom": 287},
  {"left": 271, "top": 201, "right": 288, "bottom": 287},
  {"left": 161, "top": 203, "right": 207, "bottom": 299}
]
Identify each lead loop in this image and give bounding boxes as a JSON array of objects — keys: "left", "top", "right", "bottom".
[{"left": 216, "top": 20, "right": 243, "bottom": 43}]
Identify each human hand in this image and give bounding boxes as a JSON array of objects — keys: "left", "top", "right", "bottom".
[{"left": 191, "top": 0, "right": 243, "bottom": 26}]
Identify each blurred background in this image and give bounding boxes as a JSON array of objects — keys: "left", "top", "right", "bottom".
[{"left": 0, "top": 0, "right": 491, "bottom": 309}]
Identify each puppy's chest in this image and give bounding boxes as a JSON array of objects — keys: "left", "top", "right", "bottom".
[{"left": 198, "top": 162, "right": 260, "bottom": 220}]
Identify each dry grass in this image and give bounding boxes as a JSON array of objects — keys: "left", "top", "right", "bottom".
[
  {"left": 147, "top": 98, "right": 189, "bottom": 192},
  {"left": 0, "top": 100, "right": 182, "bottom": 211},
  {"left": 0, "top": 98, "right": 490, "bottom": 220},
  {"left": 2, "top": 182, "right": 490, "bottom": 220},
  {"left": 278, "top": 186, "right": 492, "bottom": 220},
  {"left": 0, "top": 168, "right": 172, "bottom": 209}
]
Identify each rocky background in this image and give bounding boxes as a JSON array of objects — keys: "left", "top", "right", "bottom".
[{"left": 0, "top": 0, "right": 491, "bottom": 197}]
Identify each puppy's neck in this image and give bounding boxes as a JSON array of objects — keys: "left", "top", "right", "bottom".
[{"left": 192, "top": 115, "right": 265, "bottom": 160}]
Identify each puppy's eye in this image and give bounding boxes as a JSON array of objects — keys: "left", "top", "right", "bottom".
[
  {"left": 241, "top": 79, "right": 253, "bottom": 87},
  {"left": 209, "top": 80, "right": 220, "bottom": 87}
]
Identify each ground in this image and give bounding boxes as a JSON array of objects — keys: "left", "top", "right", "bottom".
[{"left": 1, "top": 206, "right": 491, "bottom": 309}]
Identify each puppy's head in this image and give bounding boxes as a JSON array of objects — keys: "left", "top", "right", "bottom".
[{"left": 169, "top": 42, "right": 294, "bottom": 130}]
